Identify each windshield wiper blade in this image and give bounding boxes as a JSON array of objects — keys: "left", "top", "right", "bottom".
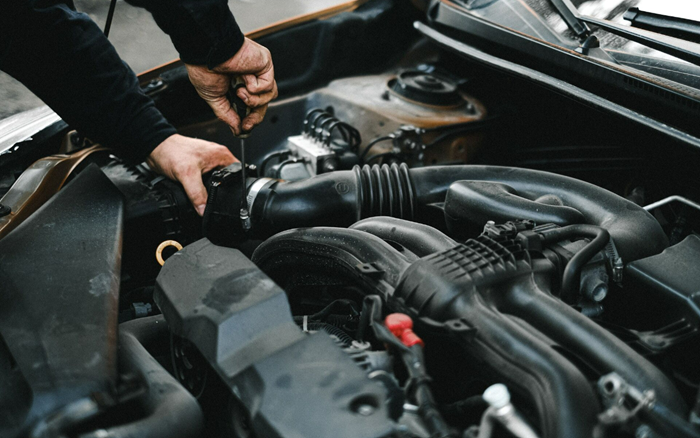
[
  {"left": 548, "top": 0, "right": 589, "bottom": 38},
  {"left": 579, "top": 16, "right": 700, "bottom": 66},
  {"left": 624, "top": 7, "right": 700, "bottom": 44}
]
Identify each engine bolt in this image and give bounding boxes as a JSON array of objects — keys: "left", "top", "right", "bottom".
[
  {"left": 356, "top": 404, "right": 375, "bottom": 416},
  {"left": 483, "top": 383, "right": 511, "bottom": 409}
]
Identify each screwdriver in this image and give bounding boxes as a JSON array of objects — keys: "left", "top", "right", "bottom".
[{"left": 227, "top": 77, "right": 252, "bottom": 231}]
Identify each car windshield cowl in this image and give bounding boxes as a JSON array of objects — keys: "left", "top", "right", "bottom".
[{"left": 453, "top": 0, "right": 700, "bottom": 90}]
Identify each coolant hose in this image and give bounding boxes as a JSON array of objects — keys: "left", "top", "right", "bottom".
[
  {"left": 538, "top": 224, "right": 610, "bottom": 298},
  {"left": 247, "top": 164, "right": 667, "bottom": 262},
  {"left": 79, "top": 316, "right": 203, "bottom": 438}
]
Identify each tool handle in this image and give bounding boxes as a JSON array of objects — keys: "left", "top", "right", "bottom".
[{"left": 227, "top": 77, "right": 251, "bottom": 139}]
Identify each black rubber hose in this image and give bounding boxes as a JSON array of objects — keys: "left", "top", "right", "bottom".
[
  {"left": 502, "top": 283, "right": 687, "bottom": 414},
  {"left": 409, "top": 165, "right": 667, "bottom": 262},
  {"left": 249, "top": 163, "right": 415, "bottom": 238},
  {"left": 79, "top": 316, "right": 203, "bottom": 438},
  {"left": 350, "top": 217, "right": 457, "bottom": 257},
  {"left": 246, "top": 164, "right": 666, "bottom": 263},
  {"left": 443, "top": 181, "right": 586, "bottom": 231},
  {"left": 409, "top": 346, "right": 455, "bottom": 438},
  {"left": 259, "top": 149, "right": 290, "bottom": 177},
  {"left": 642, "top": 401, "right": 700, "bottom": 438},
  {"left": 538, "top": 224, "right": 610, "bottom": 298}
]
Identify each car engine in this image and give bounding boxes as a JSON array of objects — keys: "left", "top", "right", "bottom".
[{"left": 3, "top": 2, "right": 700, "bottom": 437}]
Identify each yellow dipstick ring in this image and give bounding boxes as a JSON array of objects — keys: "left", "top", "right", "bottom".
[{"left": 156, "top": 240, "right": 183, "bottom": 266}]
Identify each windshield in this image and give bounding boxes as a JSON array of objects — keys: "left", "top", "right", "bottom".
[{"left": 462, "top": 0, "right": 700, "bottom": 89}]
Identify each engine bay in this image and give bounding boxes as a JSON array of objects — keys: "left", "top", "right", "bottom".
[{"left": 3, "top": 2, "right": 700, "bottom": 437}]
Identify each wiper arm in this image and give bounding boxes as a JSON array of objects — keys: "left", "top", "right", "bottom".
[
  {"left": 578, "top": 15, "right": 700, "bottom": 67},
  {"left": 624, "top": 7, "right": 700, "bottom": 44},
  {"left": 548, "top": 0, "right": 589, "bottom": 38},
  {"left": 547, "top": 0, "right": 700, "bottom": 66}
]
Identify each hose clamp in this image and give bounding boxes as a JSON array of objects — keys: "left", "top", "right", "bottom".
[{"left": 246, "top": 178, "right": 275, "bottom": 212}]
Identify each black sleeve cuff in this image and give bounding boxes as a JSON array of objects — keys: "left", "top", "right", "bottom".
[
  {"left": 133, "top": 0, "right": 246, "bottom": 68},
  {"left": 205, "top": 26, "right": 245, "bottom": 69},
  {"left": 176, "top": 12, "right": 245, "bottom": 68}
]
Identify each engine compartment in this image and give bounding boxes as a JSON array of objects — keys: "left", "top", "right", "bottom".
[
  {"left": 96, "top": 68, "right": 700, "bottom": 437},
  {"left": 3, "top": 1, "right": 700, "bottom": 437}
]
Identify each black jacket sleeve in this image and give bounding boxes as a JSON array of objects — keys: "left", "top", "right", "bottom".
[
  {"left": 125, "top": 0, "right": 245, "bottom": 68},
  {"left": 0, "top": 1, "right": 245, "bottom": 163},
  {"left": 0, "top": 1, "right": 176, "bottom": 163}
]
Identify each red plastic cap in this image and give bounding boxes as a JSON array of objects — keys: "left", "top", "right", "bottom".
[
  {"left": 385, "top": 313, "right": 413, "bottom": 336},
  {"left": 384, "top": 313, "right": 424, "bottom": 348}
]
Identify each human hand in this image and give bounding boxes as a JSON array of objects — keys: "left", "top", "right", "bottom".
[
  {"left": 185, "top": 38, "right": 278, "bottom": 135},
  {"left": 147, "top": 134, "right": 237, "bottom": 216}
]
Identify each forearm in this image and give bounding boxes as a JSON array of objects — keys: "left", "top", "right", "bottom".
[
  {"left": 125, "top": 0, "right": 245, "bottom": 68},
  {"left": 0, "top": 2, "right": 176, "bottom": 163}
]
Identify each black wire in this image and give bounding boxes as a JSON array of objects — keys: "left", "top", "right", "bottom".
[
  {"left": 104, "top": 0, "right": 118, "bottom": 38},
  {"left": 327, "top": 122, "right": 361, "bottom": 151},
  {"left": 303, "top": 109, "right": 326, "bottom": 134},
  {"left": 323, "top": 120, "right": 344, "bottom": 145},
  {"left": 360, "top": 135, "right": 394, "bottom": 161},
  {"left": 317, "top": 116, "right": 338, "bottom": 142},
  {"left": 302, "top": 108, "right": 362, "bottom": 152},
  {"left": 259, "top": 149, "right": 290, "bottom": 177},
  {"left": 275, "top": 158, "right": 298, "bottom": 179},
  {"left": 366, "top": 152, "right": 400, "bottom": 164},
  {"left": 358, "top": 296, "right": 455, "bottom": 438},
  {"left": 345, "top": 123, "right": 362, "bottom": 150},
  {"left": 424, "top": 115, "right": 501, "bottom": 147},
  {"left": 309, "top": 114, "right": 333, "bottom": 137}
]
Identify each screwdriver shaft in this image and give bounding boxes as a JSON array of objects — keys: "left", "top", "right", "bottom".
[{"left": 240, "top": 138, "right": 247, "bottom": 213}]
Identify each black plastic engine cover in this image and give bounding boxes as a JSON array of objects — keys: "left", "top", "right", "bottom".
[
  {"left": 625, "top": 235, "right": 700, "bottom": 328},
  {"left": 154, "top": 238, "right": 396, "bottom": 438},
  {"left": 0, "top": 165, "right": 123, "bottom": 436}
]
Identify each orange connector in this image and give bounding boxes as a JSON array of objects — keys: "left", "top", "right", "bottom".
[{"left": 385, "top": 313, "right": 424, "bottom": 348}]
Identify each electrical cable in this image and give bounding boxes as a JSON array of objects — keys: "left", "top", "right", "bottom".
[
  {"left": 259, "top": 149, "right": 291, "bottom": 177},
  {"left": 365, "top": 152, "right": 400, "bottom": 164},
  {"left": 359, "top": 296, "right": 455, "bottom": 438},
  {"left": 302, "top": 108, "right": 361, "bottom": 151},
  {"left": 104, "top": 0, "right": 118, "bottom": 38},
  {"left": 360, "top": 135, "right": 394, "bottom": 161},
  {"left": 303, "top": 109, "right": 326, "bottom": 134},
  {"left": 275, "top": 158, "right": 299, "bottom": 179}
]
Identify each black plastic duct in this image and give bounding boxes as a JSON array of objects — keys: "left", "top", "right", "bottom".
[
  {"left": 79, "top": 316, "right": 204, "bottom": 438},
  {"left": 244, "top": 164, "right": 667, "bottom": 263},
  {"left": 0, "top": 165, "right": 123, "bottom": 437},
  {"left": 349, "top": 216, "right": 458, "bottom": 257},
  {"left": 252, "top": 221, "right": 685, "bottom": 438}
]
